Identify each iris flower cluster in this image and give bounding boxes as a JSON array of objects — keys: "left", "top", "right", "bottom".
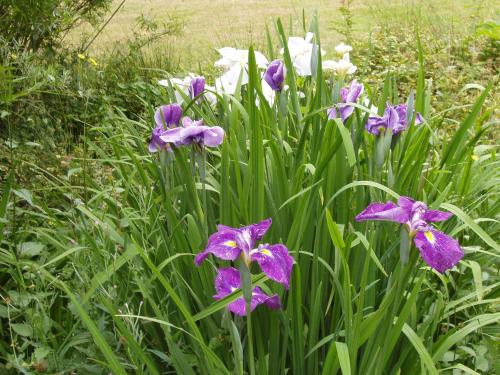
[
  {"left": 195, "top": 218, "right": 294, "bottom": 316},
  {"left": 146, "top": 37, "right": 467, "bottom": 317},
  {"left": 149, "top": 104, "right": 224, "bottom": 152}
]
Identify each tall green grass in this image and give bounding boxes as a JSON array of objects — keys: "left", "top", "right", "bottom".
[{"left": 1, "top": 16, "right": 499, "bottom": 374}]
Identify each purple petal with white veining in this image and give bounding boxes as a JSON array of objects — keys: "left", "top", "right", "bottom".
[
  {"left": 339, "top": 105, "right": 354, "bottom": 122},
  {"left": 182, "top": 116, "right": 204, "bottom": 128},
  {"left": 213, "top": 267, "right": 281, "bottom": 316},
  {"left": 422, "top": 209, "right": 453, "bottom": 222},
  {"left": 336, "top": 80, "right": 363, "bottom": 122},
  {"left": 366, "top": 116, "right": 387, "bottom": 135},
  {"left": 176, "top": 125, "right": 207, "bottom": 145},
  {"left": 189, "top": 77, "right": 205, "bottom": 99},
  {"left": 158, "top": 127, "right": 183, "bottom": 145},
  {"left": 393, "top": 104, "right": 408, "bottom": 130},
  {"left": 225, "top": 287, "right": 281, "bottom": 316},
  {"left": 386, "top": 105, "right": 402, "bottom": 133},
  {"left": 213, "top": 267, "right": 241, "bottom": 297},
  {"left": 154, "top": 104, "right": 183, "bottom": 127},
  {"left": 149, "top": 125, "right": 169, "bottom": 152},
  {"left": 355, "top": 201, "right": 410, "bottom": 224},
  {"left": 345, "top": 80, "right": 363, "bottom": 103},
  {"left": 327, "top": 107, "right": 337, "bottom": 120},
  {"left": 340, "top": 87, "right": 348, "bottom": 102},
  {"left": 246, "top": 218, "right": 273, "bottom": 240},
  {"left": 397, "top": 196, "right": 415, "bottom": 210},
  {"left": 413, "top": 229, "right": 463, "bottom": 273},
  {"left": 251, "top": 243, "right": 294, "bottom": 289},
  {"left": 202, "top": 126, "right": 224, "bottom": 147},
  {"left": 161, "top": 117, "right": 224, "bottom": 147},
  {"left": 194, "top": 231, "right": 241, "bottom": 265},
  {"left": 216, "top": 224, "right": 239, "bottom": 233},
  {"left": 210, "top": 218, "right": 271, "bottom": 255},
  {"left": 365, "top": 102, "right": 423, "bottom": 135}
]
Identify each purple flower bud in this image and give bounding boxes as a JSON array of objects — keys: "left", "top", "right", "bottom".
[
  {"left": 327, "top": 80, "right": 363, "bottom": 122},
  {"left": 264, "top": 60, "right": 286, "bottom": 91},
  {"left": 189, "top": 77, "right": 206, "bottom": 99},
  {"left": 154, "top": 104, "right": 183, "bottom": 128}
]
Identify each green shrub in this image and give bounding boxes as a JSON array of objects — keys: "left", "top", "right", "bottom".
[{"left": 0, "top": 0, "right": 112, "bottom": 51}]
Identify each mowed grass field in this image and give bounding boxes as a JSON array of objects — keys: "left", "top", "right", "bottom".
[{"left": 71, "top": 0, "right": 496, "bottom": 70}]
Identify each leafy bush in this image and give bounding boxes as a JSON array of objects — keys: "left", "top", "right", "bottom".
[
  {"left": 0, "top": 0, "right": 112, "bottom": 51},
  {"left": 475, "top": 20, "right": 500, "bottom": 62}
]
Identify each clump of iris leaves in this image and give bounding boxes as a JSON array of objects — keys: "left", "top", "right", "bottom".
[{"left": 1, "top": 14, "right": 499, "bottom": 375}]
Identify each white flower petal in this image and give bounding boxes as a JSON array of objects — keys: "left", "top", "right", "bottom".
[{"left": 334, "top": 43, "right": 353, "bottom": 55}]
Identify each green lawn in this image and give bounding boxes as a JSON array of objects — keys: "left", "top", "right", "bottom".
[{"left": 72, "top": 0, "right": 495, "bottom": 70}]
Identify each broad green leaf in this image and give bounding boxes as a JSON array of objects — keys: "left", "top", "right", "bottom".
[
  {"left": 334, "top": 119, "right": 356, "bottom": 167},
  {"left": 402, "top": 323, "right": 438, "bottom": 375},
  {"left": 11, "top": 323, "right": 33, "bottom": 337},
  {"left": 335, "top": 342, "right": 351, "bottom": 375}
]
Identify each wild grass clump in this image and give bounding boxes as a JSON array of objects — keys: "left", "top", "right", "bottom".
[{"left": 1, "top": 9, "right": 499, "bottom": 375}]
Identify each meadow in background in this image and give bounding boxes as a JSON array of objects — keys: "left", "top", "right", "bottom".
[{"left": 0, "top": 0, "right": 499, "bottom": 374}]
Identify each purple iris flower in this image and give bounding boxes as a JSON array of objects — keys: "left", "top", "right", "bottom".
[
  {"left": 195, "top": 218, "right": 294, "bottom": 289},
  {"left": 213, "top": 267, "right": 281, "bottom": 316},
  {"left": 356, "top": 196, "right": 463, "bottom": 273},
  {"left": 264, "top": 60, "right": 286, "bottom": 91},
  {"left": 366, "top": 102, "right": 423, "bottom": 135},
  {"left": 189, "top": 77, "right": 206, "bottom": 99},
  {"left": 149, "top": 104, "right": 183, "bottom": 152},
  {"left": 327, "top": 80, "right": 364, "bottom": 122},
  {"left": 159, "top": 117, "right": 224, "bottom": 148}
]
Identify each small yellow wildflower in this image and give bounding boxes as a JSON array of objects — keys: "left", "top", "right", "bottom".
[
  {"left": 88, "top": 57, "right": 98, "bottom": 66},
  {"left": 77, "top": 53, "right": 86, "bottom": 60},
  {"left": 471, "top": 155, "right": 479, "bottom": 161},
  {"left": 10, "top": 53, "right": 17, "bottom": 60}
]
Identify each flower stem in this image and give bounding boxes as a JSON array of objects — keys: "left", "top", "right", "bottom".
[
  {"left": 246, "top": 302, "right": 256, "bottom": 375},
  {"left": 197, "top": 148, "right": 208, "bottom": 237},
  {"left": 239, "top": 262, "right": 255, "bottom": 375}
]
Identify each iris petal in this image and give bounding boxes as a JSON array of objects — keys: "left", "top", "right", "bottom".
[
  {"left": 194, "top": 231, "right": 241, "bottom": 265},
  {"left": 413, "top": 229, "right": 464, "bottom": 273},
  {"left": 251, "top": 244, "right": 294, "bottom": 289},
  {"left": 422, "top": 210, "right": 453, "bottom": 222},
  {"left": 213, "top": 267, "right": 281, "bottom": 316},
  {"left": 355, "top": 201, "right": 410, "bottom": 224}
]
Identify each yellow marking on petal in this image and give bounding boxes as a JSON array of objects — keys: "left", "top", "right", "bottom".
[
  {"left": 260, "top": 249, "right": 272, "bottom": 256},
  {"left": 424, "top": 231, "right": 435, "bottom": 244},
  {"left": 224, "top": 240, "right": 237, "bottom": 248}
]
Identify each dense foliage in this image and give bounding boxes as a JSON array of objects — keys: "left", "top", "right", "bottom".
[{"left": 0, "top": 0, "right": 112, "bottom": 51}]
